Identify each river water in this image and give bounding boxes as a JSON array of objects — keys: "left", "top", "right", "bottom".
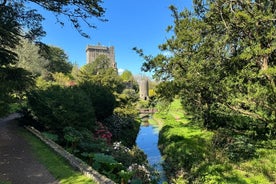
[{"left": 136, "top": 120, "right": 167, "bottom": 183}]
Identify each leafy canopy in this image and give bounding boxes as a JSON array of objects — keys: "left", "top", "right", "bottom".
[
  {"left": 138, "top": 0, "right": 276, "bottom": 134},
  {"left": 0, "top": 0, "right": 106, "bottom": 116}
]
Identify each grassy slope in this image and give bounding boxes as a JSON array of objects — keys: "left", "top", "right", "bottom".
[
  {"left": 152, "top": 99, "right": 276, "bottom": 183},
  {"left": 20, "top": 127, "right": 96, "bottom": 184}
]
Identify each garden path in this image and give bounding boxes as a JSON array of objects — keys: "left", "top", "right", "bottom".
[{"left": 0, "top": 113, "right": 59, "bottom": 184}]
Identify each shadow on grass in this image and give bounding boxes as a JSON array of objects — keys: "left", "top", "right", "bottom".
[
  {"left": 19, "top": 127, "right": 96, "bottom": 184},
  {"left": 158, "top": 124, "right": 249, "bottom": 183}
]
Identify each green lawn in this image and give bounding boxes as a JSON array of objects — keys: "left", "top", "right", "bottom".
[
  {"left": 153, "top": 99, "right": 276, "bottom": 183},
  {"left": 20, "top": 128, "right": 97, "bottom": 184}
]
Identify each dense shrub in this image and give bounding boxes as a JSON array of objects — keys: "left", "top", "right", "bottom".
[
  {"left": 114, "top": 88, "right": 139, "bottom": 117},
  {"left": 92, "top": 153, "right": 124, "bottom": 182},
  {"left": 27, "top": 85, "right": 96, "bottom": 131},
  {"left": 79, "top": 81, "right": 116, "bottom": 120},
  {"left": 110, "top": 142, "right": 148, "bottom": 167},
  {"left": 108, "top": 142, "right": 157, "bottom": 184},
  {"left": 103, "top": 115, "right": 140, "bottom": 147}
]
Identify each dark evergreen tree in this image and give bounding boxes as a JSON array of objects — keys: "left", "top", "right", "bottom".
[{"left": 138, "top": 0, "right": 276, "bottom": 136}]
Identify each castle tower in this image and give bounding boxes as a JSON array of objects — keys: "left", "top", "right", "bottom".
[
  {"left": 86, "top": 44, "right": 117, "bottom": 69},
  {"left": 139, "top": 79, "right": 149, "bottom": 100}
]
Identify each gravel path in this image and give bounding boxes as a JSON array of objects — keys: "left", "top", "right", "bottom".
[{"left": 0, "top": 114, "right": 59, "bottom": 184}]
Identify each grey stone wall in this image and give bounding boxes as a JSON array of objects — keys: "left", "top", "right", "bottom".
[
  {"left": 25, "top": 126, "right": 115, "bottom": 184},
  {"left": 139, "top": 79, "right": 149, "bottom": 100},
  {"left": 86, "top": 45, "right": 117, "bottom": 69}
]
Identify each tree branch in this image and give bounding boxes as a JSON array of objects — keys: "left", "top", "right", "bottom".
[
  {"left": 226, "top": 104, "right": 268, "bottom": 122},
  {"left": 0, "top": 0, "right": 7, "bottom": 6}
]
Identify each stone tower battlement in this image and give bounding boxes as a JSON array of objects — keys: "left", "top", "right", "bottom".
[{"left": 86, "top": 44, "right": 117, "bottom": 69}]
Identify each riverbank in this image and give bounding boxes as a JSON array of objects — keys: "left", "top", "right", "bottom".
[{"left": 151, "top": 99, "right": 276, "bottom": 183}]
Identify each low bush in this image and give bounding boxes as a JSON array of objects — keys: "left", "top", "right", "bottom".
[
  {"left": 103, "top": 115, "right": 140, "bottom": 147},
  {"left": 110, "top": 142, "right": 148, "bottom": 167}
]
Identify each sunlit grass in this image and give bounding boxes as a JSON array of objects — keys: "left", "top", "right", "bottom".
[
  {"left": 20, "top": 128, "right": 96, "bottom": 184},
  {"left": 154, "top": 98, "right": 276, "bottom": 183},
  {"left": 236, "top": 149, "right": 276, "bottom": 183}
]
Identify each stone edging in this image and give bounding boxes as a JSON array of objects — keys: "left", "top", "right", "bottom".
[{"left": 25, "top": 126, "right": 115, "bottom": 184}]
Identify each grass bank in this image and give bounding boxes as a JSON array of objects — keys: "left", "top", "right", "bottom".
[
  {"left": 20, "top": 127, "right": 96, "bottom": 184},
  {"left": 152, "top": 99, "right": 276, "bottom": 183}
]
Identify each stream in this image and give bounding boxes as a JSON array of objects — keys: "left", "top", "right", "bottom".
[{"left": 136, "top": 116, "right": 167, "bottom": 183}]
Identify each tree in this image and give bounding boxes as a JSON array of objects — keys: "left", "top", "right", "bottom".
[
  {"left": 15, "top": 38, "right": 49, "bottom": 77},
  {"left": 15, "top": 39, "right": 72, "bottom": 80},
  {"left": 81, "top": 55, "right": 115, "bottom": 75},
  {"left": 79, "top": 55, "right": 124, "bottom": 93},
  {"left": 40, "top": 45, "right": 73, "bottom": 75},
  {"left": 79, "top": 81, "right": 116, "bottom": 120},
  {"left": 120, "top": 70, "right": 138, "bottom": 91},
  {"left": 0, "top": 0, "right": 106, "bottom": 116},
  {"left": 0, "top": 4, "right": 35, "bottom": 116},
  {"left": 138, "top": 1, "right": 276, "bottom": 134},
  {"left": 121, "top": 70, "right": 134, "bottom": 82}
]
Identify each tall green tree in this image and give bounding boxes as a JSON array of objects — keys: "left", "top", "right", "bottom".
[
  {"left": 139, "top": 0, "right": 276, "bottom": 134},
  {"left": 81, "top": 55, "right": 115, "bottom": 75},
  {"left": 121, "top": 70, "right": 134, "bottom": 82},
  {"left": 120, "top": 70, "right": 138, "bottom": 91},
  {"left": 79, "top": 55, "right": 123, "bottom": 93},
  {"left": 0, "top": 0, "right": 106, "bottom": 116},
  {"left": 40, "top": 45, "right": 73, "bottom": 75},
  {"left": 15, "top": 38, "right": 49, "bottom": 77},
  {"left": 0, "top": 4, "right": 35, "bottom": 116}
]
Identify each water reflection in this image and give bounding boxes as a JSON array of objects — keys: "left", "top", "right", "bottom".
[{"left": 136, "top": 120, "right": 167, "bottom": 183}]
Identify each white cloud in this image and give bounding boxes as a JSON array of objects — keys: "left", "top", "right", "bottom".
[{"left": 118, "top": 68, "right": 125, "bottom": 75}]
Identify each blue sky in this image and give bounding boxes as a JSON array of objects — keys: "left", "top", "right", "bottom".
[{"left": 38, "top": 0, "right": 193, "bottom": 76}]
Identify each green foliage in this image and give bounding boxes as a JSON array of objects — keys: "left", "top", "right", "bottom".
[
  {"left": 1, "top": 0, "right": 106, "bottom": 116},
  {"left": 110, "top": 142, "right": 148, "bottom": 167},
  {"left": 79, "top": 64, "right": 124, "bottom": 93},
  {"left": 63, "top": 126, "right": 84, "bottom": 150},
  {"left": 115, "top": 89, "right": 139, "bottom": 117},
  {"left": 127, "top": 163, "right": 154, "bottom": 184},
  {"left": 103, "top": 115, "right": 140, "bottom": 147},
  {"left": 109, "top": 144, "right": 158, "bottom": 183},
  {"left": 0, "top": 67, "right": 33, "bottom": 116},
  {"left": 137, "top": 0, "right": 276, "bottom": 137},
  {"left": 240, "top": 148, "right": 276, "bottom": 183},
  {"left": 42, "top": 132, "right": 59, "bottom": 142},
  {"left": 120, "top": 70, "right": 139, "bottom": 91},
  {"left": 118, "top": 170, "right": 134, "bottom": 184},
  {"left": 4, "top": 0, "right": 105, "bottom": 39},
  {"left": 79, "top": 81, "right": 116, "bottom": 120},
  {"left": 92, "top": 153, "right": 123, "bottom": 182},
  {"left": 15, "top": 38, "right": 49, "bottom": 77},
  {"left": 212, "top": 129, "right": 256, "bottom": 162},
  {"left": 121, "top": 70, "right": 134, "bottom": 81},
  {"left": 226, "top": 136, "right": 255, "bottom": 162},
  {"left": 82, "top": 55, "right": 113, "bottom": 75},
  {"left": 21, "top": 128, "right": 96, "bottom": 184},
  {"left": 159, "top": 121, "right": 213, "bottom": 179},
  {"left": 27, "top": 85, "right": 95, "bottom": 131},
  {"left": 40, "top": 45, "right": 73, "bottom": 75},
  {"left": 155, "top": 99, "right": 276, "bottom": 183},
  {"left": 0, "top": 4, "right": 35, "bottom": 116}
]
